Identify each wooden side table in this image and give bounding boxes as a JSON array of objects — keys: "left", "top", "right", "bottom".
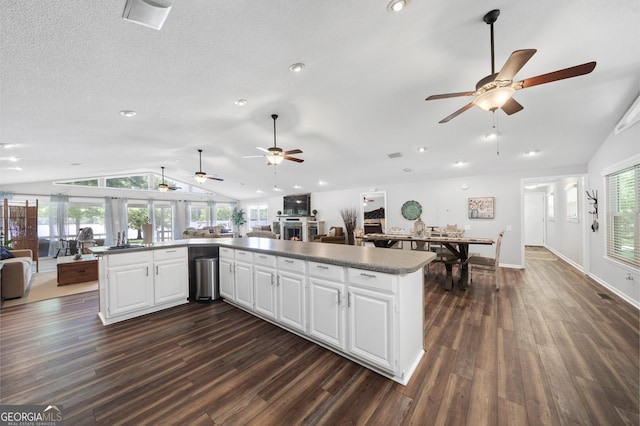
[{"left": 57, "top": 255, "right": 99, "bottom": 286}]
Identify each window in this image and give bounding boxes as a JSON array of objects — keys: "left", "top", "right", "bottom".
[
  {"left": 248, "top": 204, "right": 268, "bottom": 229},
  {"left": 154, "top": 204, "right": 174, "bottom": 242},
  {"left": 547, "top": 192, "right": 555, "bottom": 220},
  {"left": 566, "top": 183, "right": 579, "bottom": 221},
  {"left": 606, "top": 164, "right": 639, "bottom": 268}
]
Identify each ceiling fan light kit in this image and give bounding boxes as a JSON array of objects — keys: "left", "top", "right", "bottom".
[
  {"left": 425, "top": 9, "right": 596, "bottom": 123},
  {"left": 194, "top": 149, "right": 224, "bottom": 183}
]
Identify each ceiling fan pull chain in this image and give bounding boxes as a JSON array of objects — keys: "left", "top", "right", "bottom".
[{"left": 493, "top": 111, "right": 500, "bottom": 156}]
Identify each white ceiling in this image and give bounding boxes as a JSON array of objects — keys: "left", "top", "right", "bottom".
[{"left": 1, "top": 0, "right": 638, "bottom": 200}]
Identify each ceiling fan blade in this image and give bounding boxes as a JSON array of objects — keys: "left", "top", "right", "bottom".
[
  {"left": 284, "top": 156, "right": 304, "bottom": 163},
  {"left": 256, "top": 146, "right": 270, "bottom": 153},
  {"left": 242, "top": 155, "right": 264, "bottom": 159},
  {"left": 515, "top": 61, "right": 596, "bottom": 89},
  {"left": 426, "top": 91, "right": 474, "bottom": 101},
  {"left": 207, "top": 176, "right": 224, "bottom": 181},
  {"left": 438, "top": 102, "right": 475, "bottom": 123},
  {"left": 284, "top": 149, "right": 302, "bottom": 155},
  {"left": 495, "top": 49, "right": 537, "bottom": 82},
  {"left": 501, "top": 97, "right": 524, "bottom": 115}
]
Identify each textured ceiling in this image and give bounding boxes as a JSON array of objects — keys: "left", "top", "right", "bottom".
[{"left": 1, "top": 0, "right": 638, "bottom": 200}]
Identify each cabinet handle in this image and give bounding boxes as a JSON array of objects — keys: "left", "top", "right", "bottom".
[
  {"left": 348, "top": 292, "right": 351, "bottom": 307},
  {"left": 156, "top": 265, "right": 159, "bottom": 275},
  {"left": 165, "top": 249, "right": 177, "bottom": 253},
  {"left": 259, "top": 255, "right": 267, "bottom": 259},
  {"left": 146, "top": 267, "right": 149, "bottom": 276},
  {"left": 337, "top": 292, "right": 341, "bottom": 306},
  {"left": 78, "top": 269, "right": 86, "bottom": 273},
  {"left": 229, "top": 264, "right": 233, "bottom": 273},
  {"left": 284, "top": 259, "right": 294, "bottom": 263},
  {"left": 316, "top": 265, "right": 329, "bottom": 270},
  {"left": 360, "top": 272, "right": 377, "bottom": 278},
  {"left": 277, "top": 276, "right": 280, "bottom": 287}
]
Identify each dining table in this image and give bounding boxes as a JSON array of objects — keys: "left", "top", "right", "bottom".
[{"left": 363, "top": 233, "right": 495, "bottom": 290}]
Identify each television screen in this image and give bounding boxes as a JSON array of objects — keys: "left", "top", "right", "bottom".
[{"left": 283, "top": 193, "right": 311, "bottom": 216}]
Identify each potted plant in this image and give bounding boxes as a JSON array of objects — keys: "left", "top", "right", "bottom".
[
  {"left": 312, "top": 209, "right": 318, "bottom": 220},
  {"left": 231, "top": 207, "right": 246, "bottom": 236}
]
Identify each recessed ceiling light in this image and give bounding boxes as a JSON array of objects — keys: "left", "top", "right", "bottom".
[
  {"left": 235, "top": 99, "right": 248, "bottom": 106},
  {"left": 0, "top": 156, "right": 21, "bottom": 162},
  {"left": 120, "top": 110, "right": 136, "bottom": 117},
  {"left": 0, "top": 143, "right": 16, "bottom": 149},
  {"left": 293, "top": 185, "right": 302, "bottom": 189},
  {"left": 525, "top": 149, "right": 540, "bottom": 156},
  {"left": 289, "top": 63, "right": 305, "bottom": 72},
  {"left": 416, "top": 146, "right": 427, "bottom": 153},
  {"left": 454, "top": 161, "right": 466, "bottom": 166},
  {"left": 387, "top": 0, "right": 410, "bottom": 12},
  {"left": 484, "top": 132, "right": 497, "bottom": 140},
  {"left": 318, "top": 180, "right": 327, "bottom": 186}
]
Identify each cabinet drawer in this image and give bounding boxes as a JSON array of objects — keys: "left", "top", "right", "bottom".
[
  {"left": 235, "top": 250, "right": 253, "bottom": 262},
  {"left": 278, "top": 256, "right": 306, "bottom": 274},
  {"left": 308, "top": 261, "right": 344, "bottom": 282},
  {"left": 153, "top": 247, "right": 187, "bottom": 261},
  {"left": 107, "top": 251, "right": 152, "bottom": 267},
  {"left": 254, "top": 253, "right": 277, "bottom": 268},
  {"left": 348, "top": 268, "right": 395, "bottom": 293},
  {"left": 219, "top": 247, "right": 234, "bottom": 259}
]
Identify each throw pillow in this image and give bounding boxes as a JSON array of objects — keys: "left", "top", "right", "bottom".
[
  {"left": 328, "top": 228, "right": 336, "bottom": 237},
  {"left": 1, "top": 247, "right": 15, "bottom": 260}
]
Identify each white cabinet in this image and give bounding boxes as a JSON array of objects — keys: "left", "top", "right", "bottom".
[
  {"left": 99, "top": 247, "right": 189, "bottom": 325},
  {"left": 234, "top": 250, "right": 253, "bottom": 309},
  {"left": 219, "top": 247, "right": 235, "bottom": 300},
  {"left": 277, "top": 256, "right": 306, "bottom": 332},
  {"left": 347, "top": 267, "right": 396, "bottom": 372},
  {"left": 308, "top": 261, "right": 346, "bottom": 350},
  {"left": 254, "top": 254, "right": 277, "bottom": 319},
  {"left": 347, "top": 285, "right": 395, "bottom": 372},
  {"left": 153, "top": 248, "right": 189, "bottom": 305},
  {"left": 107, "top": 252, "right": 154, "bottom": 317}
]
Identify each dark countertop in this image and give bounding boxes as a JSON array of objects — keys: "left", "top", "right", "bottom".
[{"left": 91, "top": 238, "right": 435, "bottom": 274}]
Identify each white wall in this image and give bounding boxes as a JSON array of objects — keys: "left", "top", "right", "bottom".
[
  {"left": 586, "top": 122, "right": 640, "bottom": 308},
  {"left": 544, "top": 176, "right": 585, "bottom": 267},
  {"left": 241, "top": 165, "right": 588, "bottom": 269}
]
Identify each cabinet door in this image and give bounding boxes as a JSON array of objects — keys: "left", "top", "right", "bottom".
[
  {"left": 235, "top": 261, "right": 253, "bottom": 309},
  {"left": 308, "top": 277, "right": 345, "bottom": 349},
  {"left": 277, "top": 271, "right": 306, "bottom": 332},
  {"left": 348, "top": 286, "right": 395, "bottom": 372},
  {"left": 254, "top": 266, "right": 276, "bottom": 319},
  {"left": 219, "top": 257, "right": 235, "bottom": 300},
  {"left": 154, "top": 260, "right": 188, "bottom": 304},
  {"left": 107, "top": 263, "right": 154, "bottom": 317}
]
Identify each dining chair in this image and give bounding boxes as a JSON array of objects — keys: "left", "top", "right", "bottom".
[{"left": 466, "top": 230, "right": 505, "bottom": 290}]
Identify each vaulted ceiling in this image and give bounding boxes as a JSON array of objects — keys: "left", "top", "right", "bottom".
[{"left": 1, "top": 0, "right": 638, "bottom": 200}]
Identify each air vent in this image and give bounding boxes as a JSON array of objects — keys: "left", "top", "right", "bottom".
[
  {"left": 387, "top": 152, "right": 403, "bottom": 159},
  {"left": 597, "top": 293, "right": 613, "bottom": 300}
]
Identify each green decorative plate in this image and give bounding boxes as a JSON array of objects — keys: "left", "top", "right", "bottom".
[{"left": 401, "top": 200, "right": 422, "bottom": 220}]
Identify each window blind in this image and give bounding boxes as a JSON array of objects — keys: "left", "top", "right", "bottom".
[{"left": 606, "top": 164, "right": 639, "bottom": 268}]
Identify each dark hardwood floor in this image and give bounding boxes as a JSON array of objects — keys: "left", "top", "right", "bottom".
[{"left": 1, "top": 250, "right": 638, "bottom": 425}]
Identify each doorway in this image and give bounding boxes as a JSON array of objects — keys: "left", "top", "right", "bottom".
[{"left": 524, "top": 192, "right": 545, "bottom": 246}]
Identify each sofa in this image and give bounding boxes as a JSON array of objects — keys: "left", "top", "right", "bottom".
[
  {"left": 246, "top": 230, "right": 279, "bottom": 239},
  {"left": 182, "top": 226, "right": 233, "bottom": 238},
  {"left": 312, "top": 227, "right": 346, "bottom": 244},
  {"left": 1, "top": 249, "right": 33, "bottom": 299}
]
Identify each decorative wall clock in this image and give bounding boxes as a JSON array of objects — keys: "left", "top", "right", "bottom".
[{"left": 401, "top": 200, "right": 422, "bottom": 220}]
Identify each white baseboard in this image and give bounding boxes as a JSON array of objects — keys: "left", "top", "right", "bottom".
[
  {"left": 545, "top": 246, "right": 584, "bottom": 272},
  {"left": 588, "top": 272, "right": 640, "bottom": 310}
]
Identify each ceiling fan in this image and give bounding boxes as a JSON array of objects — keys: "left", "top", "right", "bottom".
[
  {"left": 157, "top": 166, "right": 181, "bottom": 192},
  {"left": 245, "top": 114, "right": 304, "bottom": 165},
  {"left": 194, "top": 149, "right": 224, "bottom": 183},
  {"left": 425, "top": 9, "right": 596, "bottom": 123}
]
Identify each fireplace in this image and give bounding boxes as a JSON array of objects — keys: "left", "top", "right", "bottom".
[{"left": 282, "top": 221, "right": 302, "bottom": 240}]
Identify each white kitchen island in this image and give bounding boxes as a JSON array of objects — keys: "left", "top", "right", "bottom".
[{"left": 92, "top": 238, "right": 435, "bottom": 385}]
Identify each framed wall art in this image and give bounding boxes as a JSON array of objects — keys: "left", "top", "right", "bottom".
[{"left": 468, "top": 197, "right": 494, "bottom": 219}]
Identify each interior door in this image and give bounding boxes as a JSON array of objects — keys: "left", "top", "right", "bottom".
[{"left": 524, "top": 192, "right": 545, "bottom": 246}]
